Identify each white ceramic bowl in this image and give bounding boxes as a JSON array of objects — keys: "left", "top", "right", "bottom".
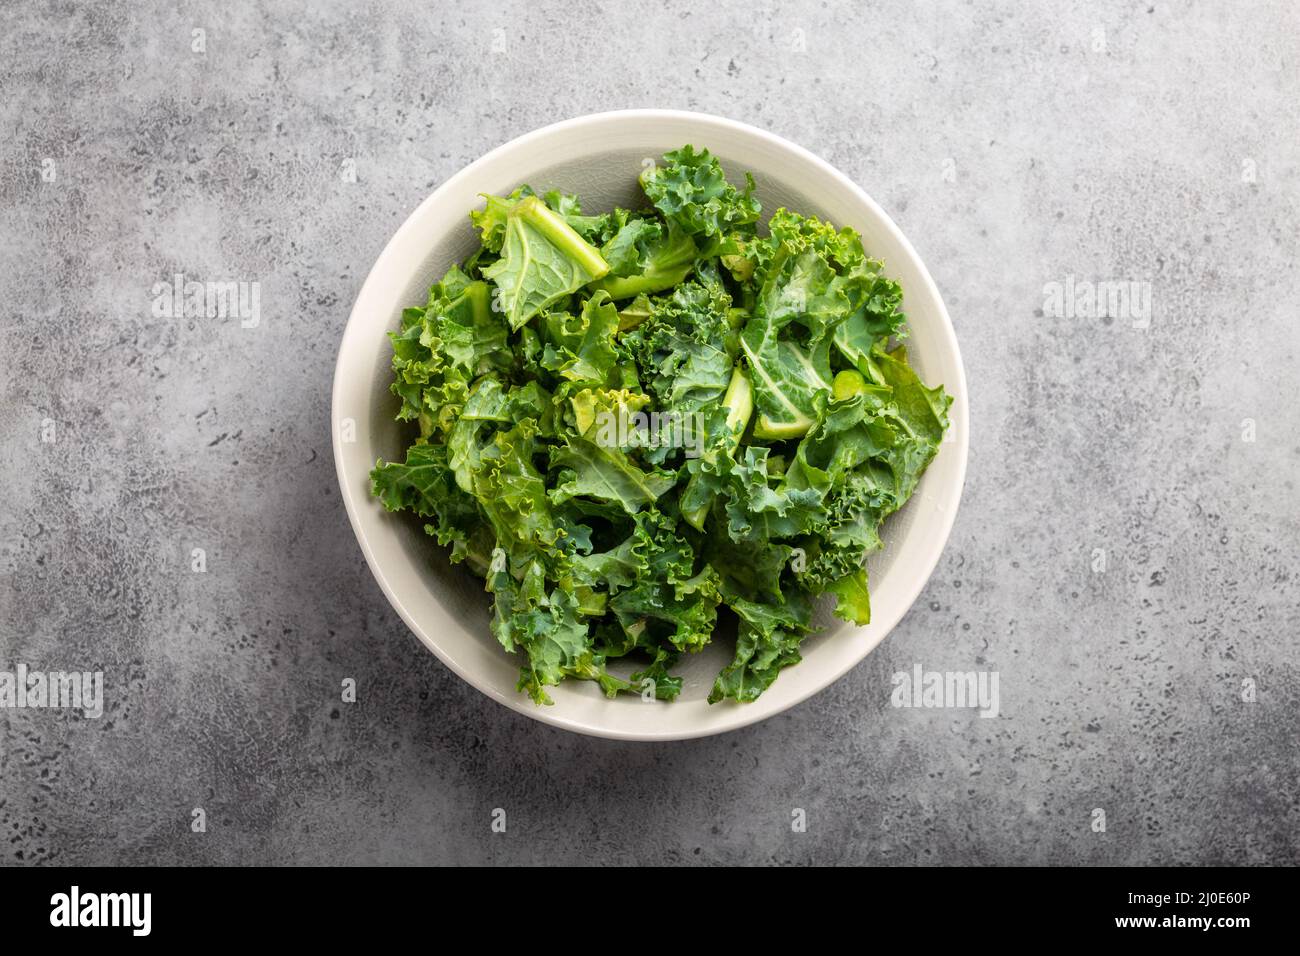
[{"left": 333, "top": 110, "right": 968, "bottom": 740}]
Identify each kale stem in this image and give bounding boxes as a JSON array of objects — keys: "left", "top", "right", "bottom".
[
  {"left": 466, "top": 279, "right": 491, "bottom": 325},
  {"left": 593, "top": 263, "right": 693, "bottom": 300},
  {"left": 516, "top": 196, "right": 610, "bottom": 279},
  {"left": 682, "top": 366, "right": 752, "bottom": 530}
]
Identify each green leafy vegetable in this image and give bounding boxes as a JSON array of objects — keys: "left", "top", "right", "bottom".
[
  {"left": 371, "top": 146, "right": 951, "bottom": 706},
  {"left": 640, "top": 145, "right": 761, "bottom": 238},
  {"left": 479, "top": 193, "right": 610, "bottom": 330}
]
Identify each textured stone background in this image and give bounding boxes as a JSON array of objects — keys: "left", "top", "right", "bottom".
[{"left": 1, "top": 0, "right": 1297, "bottom": 866}]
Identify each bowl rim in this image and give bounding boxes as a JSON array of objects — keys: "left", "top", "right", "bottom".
[{"left": 332, "top": 108, "right": 969, "bottom": 741}]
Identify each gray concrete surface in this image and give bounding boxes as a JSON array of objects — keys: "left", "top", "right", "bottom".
[{"left": 1, "top": 0, "right": 1298, "bottom": 866}]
